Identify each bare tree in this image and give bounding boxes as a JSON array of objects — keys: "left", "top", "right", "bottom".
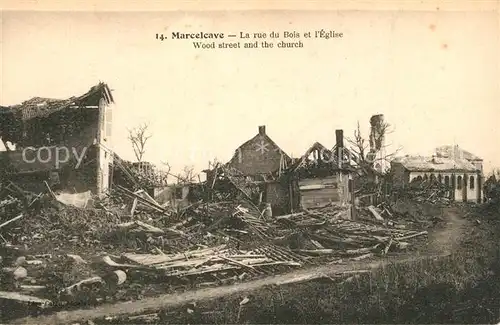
[
  {"left": 484, "top": 168, "right": 500, "bottom": 202},
  {"left": 128, "top": 123, "right": 152, "bottom": 162},
  {"left": 178, "top": 165, "right": 197, "bottom": 184},
  {"left": 208, "top": 157, "right": 220, "bottom": 170},
  {"left": 347, "top": 119, "right": 401, "bottom": 168},
  {"left": 158, "top": 161, "right": 172, "bottom": 185},
  {"left": 160, "top": 161, "right": 172, "bottom": 174},
  {"left": 347, "top": 121, "right": 369, "bottom": 162}
]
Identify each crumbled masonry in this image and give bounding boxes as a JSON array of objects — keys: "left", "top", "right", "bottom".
[{"left": 0, "top": 174, "right": 438, "bottom": 322}]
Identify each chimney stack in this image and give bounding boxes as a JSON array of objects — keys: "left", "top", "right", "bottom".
[
  {"left": 336, "top": 129, "right": 344, "bottom": 149},
  {"left": 258, "top": 125, "right": 266, "bottom": 136},
  {"left": 336, "top": 129, "right": 344, "bottom": 168}
]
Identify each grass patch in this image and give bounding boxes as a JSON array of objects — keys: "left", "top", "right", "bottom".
[{"left": 152, "top": 252, "right": 498, "bottom": 324}]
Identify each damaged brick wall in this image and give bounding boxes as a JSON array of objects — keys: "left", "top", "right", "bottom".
[{"left": 228, "top": 126, "right": 290, "bottom": 177}]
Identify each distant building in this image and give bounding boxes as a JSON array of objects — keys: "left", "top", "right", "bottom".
[{"left": 391, "top": 145, "right": 483, "bottom": 203}]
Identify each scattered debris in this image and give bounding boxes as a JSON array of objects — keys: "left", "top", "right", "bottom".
[{"left": 0, "top": 159, "right": 437, "bottom": 323}]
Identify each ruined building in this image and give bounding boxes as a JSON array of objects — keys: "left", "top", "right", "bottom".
[
  {"left": 0, "top": 83, "right": 115, "bottom": 196},
  {"left": 287, "top": 129, "right": 356, "bottom": 217},
  {"left": 214, "top": 126, "right": 355, "bottom": 217}
]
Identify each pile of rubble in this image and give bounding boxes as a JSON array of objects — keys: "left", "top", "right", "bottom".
[
  {"left": 0, "top": 179, "right": 431, "bottom": 321},
  {"left": 394, "top": 179, "right": 453, "bottom": 204},
  {"left": 272, "top": 205, "right": 427, "bottom": 261}
]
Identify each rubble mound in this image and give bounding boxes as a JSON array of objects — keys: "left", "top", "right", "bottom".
[
  {"left": 0, "top": 187, "right": 434, "bottom": 322},
  {"left": 7, "top": 204, "right": 121, "bottom": 252}
]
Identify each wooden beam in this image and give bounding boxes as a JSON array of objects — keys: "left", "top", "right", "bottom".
[{"left": 0, "top": 213, "right": 24, "bottom": 229}]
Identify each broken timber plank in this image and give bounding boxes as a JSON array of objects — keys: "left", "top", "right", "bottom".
[
  {"left": 294, "top": 249, "right": 336, "bottom": 256},
  {"left": 396, "top": 231, "right": 428, "bottom": 241},
  {"left": 344, "top": 244, "right": 380, "bottom": 255},
  {"left": 219, "top": 256, "right": 258, "bottom": 273},
  {"left": 19, "top": 285, "right": 46, "bottom": 294},
  {"left": 117, "top": 221, "right": 164, "bottom": 234},
  {"left": 0, "top": 291, "right": 52, "bottom": 309},
  {"left": 0, "top": 213, "right": 24, "bottom": 230},
  {"left": 43, "top": 181, "right": 57, "bottom": 200},
  {"left": 122, "top": 245, "right": 228, "bottom": 266},
  {"left": 134, "top": 190, "right": 162, "bottom": 207},
  {"left": 101, "top": 256, "right": 152, "bottom": 271},
  {"left": 365, "top": 205, "right": 384, "bottom": 221},
  {"left": 59, "top": 277, "right": 104, "bottom": 297},
  {"left": 115, "top": 185, "right": 167, "bottom": 213},
  {"left": 130, "top": 198, "right": 138, "bottom": 217},
  {"left": 384, "top": 238, "right": 393, "bottom": 255},
  {"left": 350, "top": 253, "right": 374, "bottom": 261}
]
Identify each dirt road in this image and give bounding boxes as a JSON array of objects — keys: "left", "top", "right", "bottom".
[
  {"left": 13, "top": 207, "right": 467, "bottom": 325},
  {"left": 422, "top": 206, "right": 468, "bottom": 255}
]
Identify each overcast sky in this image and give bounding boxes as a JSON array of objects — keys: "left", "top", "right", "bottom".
[{"left": 1, "top": 10, "right": 499, "bottom": 176}]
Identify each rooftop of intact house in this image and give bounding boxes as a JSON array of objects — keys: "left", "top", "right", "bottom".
[
  {"left": 392, "top": 155, "right": 479, "bottom": 172},
  {"left": 435, "top": 145, "right": 483, "bottom": 161}
]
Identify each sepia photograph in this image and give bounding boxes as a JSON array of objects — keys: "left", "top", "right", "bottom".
[{"left": 0, "top": 1, "right": 499, "bottom": 324}]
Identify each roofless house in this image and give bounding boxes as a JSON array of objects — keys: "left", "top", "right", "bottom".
[
  {"left": 286, "top": 130, "right": 356, "bottom": 218},
  {"left": 0, "top": 82, "right": 115, "bottom": 196}
]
